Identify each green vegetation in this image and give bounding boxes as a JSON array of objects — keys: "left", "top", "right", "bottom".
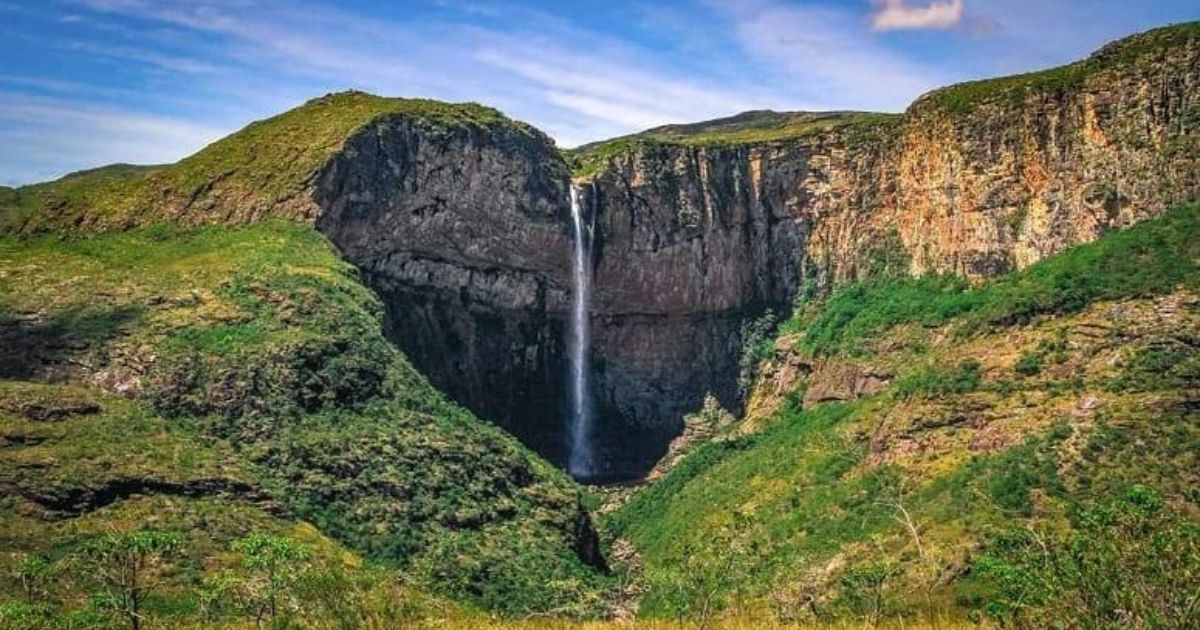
[
  {"left": 1, "top": 91, "right": 536, "bottom": 233},
  {"left": 566, "top": 110, "right": 898, "bottom": 178},
  {"left": 607, "top": 202, "right": 1200, "bottom": 625},
  {"left": 0, "top": 500, "right": 455, "bottom": 630},
  {"left": 785, "top": 202, "right": 1200, "bottom": 356},
  {"left": 973, "top": 487, "right": 1199, "bottom": 628},
  {"left": 894, "top": 360, "right": 982, "bottom": 399},
  {"left": 923, "top": 21, "right": 1199, "bottom": 115},
  {"left": 738, "top": 310, "right": 779, "bottom": 395},
  {"left": 75, "top": 530, "right": 183, "bottom": 630},
  {"left": 0, "top": 221, "right": 610, "bottom": 617},
  {"left": 1106, "top": 344, "right": 1200, "bottom": 392},
  {"left": 607, "top": 400, "right": 901, "bottom": 618}
]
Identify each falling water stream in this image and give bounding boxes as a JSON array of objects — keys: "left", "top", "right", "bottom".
[{"left": 567, "top": 183, "right": 594, "bottom": 480}]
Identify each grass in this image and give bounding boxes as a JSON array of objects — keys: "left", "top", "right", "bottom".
[
  {"left": 0, "top": 221, "right": 611, "bottom": 616},
  {"left": 1, "top": 91, "right": 538, "bottom": 233},
  {"left": 920, "top": 21, "right": 1199, "bottom": 115},
  {"left": 566, "top": 111, "right": 899, "bottom": 179},
  {"left": 606, "top": 400, "right": 905, "bottom": 618},
  {"left": 785, "top": 202, "right": 1200, "bottom": 356}
]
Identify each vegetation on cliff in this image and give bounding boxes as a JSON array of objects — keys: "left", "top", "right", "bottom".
[
  {"left": 919, "top": 21, "right": 1200, "bottom": 115},
  {"left": 606, "top": 203, "right": 1200, "bottom": 625},
  {"left": 566, "top": 110, "right": 897, "bottom": 179}
]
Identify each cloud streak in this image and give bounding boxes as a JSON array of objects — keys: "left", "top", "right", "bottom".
[
  {"left": 0, "top": 92, "right": 224, "bottom": 185},
  {"left": 871, "top": 0, "right": 965, "bottom": 32},
  {"left": 709, "top": 0, "right": 948, "bottom": 111}
]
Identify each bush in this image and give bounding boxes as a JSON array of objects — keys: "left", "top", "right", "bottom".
[
  {"left": 1014, "top": 352, "right": 1042, "bottom": 377},
  {"left": 896, "top": 359, "right": 983, "bottom": 399},
  {"left": 738, "top": 310, "right": 778, "bottom": 395}
]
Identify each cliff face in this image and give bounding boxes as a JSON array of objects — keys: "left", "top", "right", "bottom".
[
  {"left": 577, "top": 125, "right": 897, "bottom": 477},
  {"left": 567, "top": 25, "right": 1199, "bottom": 476},
  {"left": 313, "top": 117, "right": 579, "bottom": 463},
  {"left": 893, "top": 29, "right": 1200, "bottom": 277}
]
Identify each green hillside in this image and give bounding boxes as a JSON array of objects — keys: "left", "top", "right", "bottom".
[
  {"left": 606, "top": 203, "right": 1200, "bottom": 626},
  {"left": 0, "top": 221, "right": 611, "bottom": 624},
  {"left": 566, "top": 110, "right": 897, "bottom": 178},
  {"left": 918, "top": 21, "right": 1200, "bottom": 115},
  {"left": 0, "top": 92, "right": 538, "bottom": 234}
]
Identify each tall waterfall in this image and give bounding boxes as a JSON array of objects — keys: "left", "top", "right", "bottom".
[{"left": 567, "top": 183, "right": 594, "bottom": 480}]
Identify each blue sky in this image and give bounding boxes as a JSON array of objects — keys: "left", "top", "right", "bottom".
[{"left": 1, "top": 0, "right": 1197, "bottom": 186}]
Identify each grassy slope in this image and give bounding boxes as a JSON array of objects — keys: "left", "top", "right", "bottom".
[
  {"left": 917, "top": 21, "right": 1200, "bottom": 115},
  {"left": 566, "top": 110, "right": 897, "bottom": 179},
  {"left": 0, "top": 222, "right": 610, "bottom": 619},
  {"left": 0, "top": 92, "right": 537, "bottom": 233},
  {"left": 606, "top": 203, "right": 1200, "bottom": 623}
]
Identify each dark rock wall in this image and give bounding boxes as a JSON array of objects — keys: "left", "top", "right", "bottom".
[{"left": 314, "top": 117, "right": 579, "bottom": 463}]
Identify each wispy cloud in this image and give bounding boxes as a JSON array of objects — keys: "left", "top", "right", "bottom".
[
  {"left": 0, "top": 92, "right": 224, "bottom": 186},
  {"left": 871, "top": 0, "right": 965, "bottom": 32},
  {"left": 67, "top": 0, "right": 790, "bottom": 147},
  {"left": 708, "top": 0, "right": 948, "bottom": 111},
  {"left": 4, "top": 0, "right": 1192, "bottom": 185}
]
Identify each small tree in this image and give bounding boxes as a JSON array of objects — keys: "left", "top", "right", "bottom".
[
  {"left": 76, "top": 529, "right": 182, "bottom": 630},
  {"left": 232, "top": 533, "right": 310, "bottom": 628},
  {"left": 15, "top": 554, "right": 53, "bottom": 604}
]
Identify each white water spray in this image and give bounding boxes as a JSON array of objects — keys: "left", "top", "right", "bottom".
[{"left": 567, "top": 183, "right": 594, "bottom": 479}]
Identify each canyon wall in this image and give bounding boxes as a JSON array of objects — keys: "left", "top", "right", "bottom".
[
  {"left": 571, "top": 26, "right": 1199, "bottom": 476},
  {"left": 307, "top": 25, "right": 1198, "bottom": 480},
  {"left": 314, "top": 118, "right": 579, "bottom": 463}
]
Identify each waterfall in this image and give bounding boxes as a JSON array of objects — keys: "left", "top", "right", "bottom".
[{"left": 567, "top": 183, "right": 594, "bottom": 480}]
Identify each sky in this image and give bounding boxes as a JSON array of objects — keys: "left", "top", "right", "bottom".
[{"left": 1, "top": 0, "right": 1197, "bottom": 186}]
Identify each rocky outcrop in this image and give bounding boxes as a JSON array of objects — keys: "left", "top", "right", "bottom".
[
  {"left": 893, "top": 28, "right": 1200, "bottom": 277},
  {"left": 313, "top": 116, "right": 580, "bottom": 463}
]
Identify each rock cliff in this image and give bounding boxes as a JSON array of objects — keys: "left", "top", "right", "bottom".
[
  {"left": 313, "top": 115, "right": 578, "bottom": 462},
  {"left": 569, "top": 23, "right": 1199, "bottom": 477}
]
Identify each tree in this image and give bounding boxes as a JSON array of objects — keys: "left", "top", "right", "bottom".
[
  {"left": 75, "top": 529, "right": 181, "bottom": 630},
  {"left": 231, "top": 533, "right": 311, "bottom": 628},
  {"left": 15, "top": 554, "right": 53, "bottom": 604}
]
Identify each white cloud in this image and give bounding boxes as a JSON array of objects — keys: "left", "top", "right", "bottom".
[
  {"left": 871, "top": 0, "right": 965, "bottom": 32},
  {"left": 0, "top": 93, "right": 225, "bottom": 185},
  {"left": 708, "top": 0, "right": 948, "bottom": 111},
  {"left": 66, "top": 0, "right": 787, "bottom": 149}
]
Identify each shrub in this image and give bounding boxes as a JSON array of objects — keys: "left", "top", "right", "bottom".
[
  {"left": 896, "top": 359, "right": 983, "bottom": 399},
  {"left": 738, "top": 310, "right": 778, "bottom": 395},
  {"left": 75, "top": 530, "right": 182, "bottom": 630},
  {"left": 1014, "top": 352, "right": 1042, "bottom": 377}
]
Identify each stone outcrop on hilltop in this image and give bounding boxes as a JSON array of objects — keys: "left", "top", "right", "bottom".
[{"left": 313, "top": 116, "right": 579, "bottom": 463}]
